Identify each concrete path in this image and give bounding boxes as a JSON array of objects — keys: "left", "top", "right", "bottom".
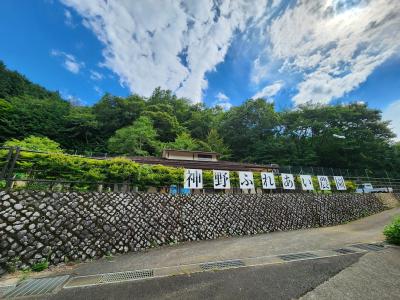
[
  {"left": 73, "top": 207, "right": 400, "bottom": 276},
  {"left": 301, "top": 247, "right": 400, "bottom": 300}
]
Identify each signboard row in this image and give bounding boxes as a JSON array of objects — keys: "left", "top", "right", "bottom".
[{"left": 184, "top": 169, "right": 347, "bottom": 191}]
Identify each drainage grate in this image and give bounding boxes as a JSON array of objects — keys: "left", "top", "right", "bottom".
[
  {"left": 3, "top": 275, "right": 69, "bottom": 298},
  {"left": 334, "top": 248, "right": 357, "bottom": 254},
  {"left": 99, "top": 270, "right": 154, "bottom": 283},
  {"left": 351, "top": 243, "right": 385, "bottom": 252},
  {"left": 0, "top": 285, "right": 15, "bottom": 298},
  {"left": 279, "top": 252, "right": 318, "bottom": 261},
  {"left": 200, "top": 259, "right": 245, "bottom": 271}
]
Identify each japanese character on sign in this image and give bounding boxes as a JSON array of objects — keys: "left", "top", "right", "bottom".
[
  {"left": 317, "top": 176, "right": 331, "bottom": 190},
  {"left": 213, "top": 170, "right": 230, "bottom": 189},
  {"left": 261, "top": 172, "right": 276, "bottom": 189},
  {"left": 238, "top": 171, "right": 254, "bottom": 189},
  {"left": 334, "top": 176, "right": 346, "bottom": 190},
  {"left": 281, "top": 173, "right": 295, "bottom": 190},
  {"left": 300, "top": 175, "right": 314, "bottom": 191},
  {"left": 184, "top": 169, "right": 203, "bottom": 189}
]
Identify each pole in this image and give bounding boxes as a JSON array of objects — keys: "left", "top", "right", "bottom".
[
  {"left": 6, "top": 147, "right": 20, "bottom": 190},
  {"left": 384, "top": 170, "right": 392, "bottom": 192},
  {"left": 365, "top": 169, "right": 370, "bottom": 182},
  {"left": 0, "top": 147, "right": 13, "bottom": 180}
]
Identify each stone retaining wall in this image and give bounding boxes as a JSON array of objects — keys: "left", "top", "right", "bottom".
[{"left": 0, "top": 191, "right": 388, "bottom": 274}]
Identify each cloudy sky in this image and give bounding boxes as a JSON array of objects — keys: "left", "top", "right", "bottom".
[{"left": 1, "top": 0, "right": 399, "bottom": 137}]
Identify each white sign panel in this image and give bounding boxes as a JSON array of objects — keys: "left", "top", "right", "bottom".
[
  {"left": 184, "top": 169, "right": 203, "bottom": 189},
  {"left": 334, "top": 176, "right": 347, "bottom": 190},
  {"left": 281, "top": 173, "right": 295, "bottom": 190},
  {"left": 213, "top": 170, "right": 230, "bottom": 189},
  {"left": 317, "top": 176, "right": 331, "bottom": 190},
  {"left": 238, "top": 171, "right": 254, "bottom": 189},
  {"left": 300, "top": 175, "right": 314, "bottom": 191},
  {"left": 261, "top": 172, "right": 276, "bottom": 189}
]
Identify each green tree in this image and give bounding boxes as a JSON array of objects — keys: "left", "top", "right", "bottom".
[
  {"left": 185, "top": 104, "right": 224, "bottom": 139},
  {"left": 0, "top": 61, "right": 61, "bottom": 100},
  {"left": 281, "top": 103, "right": 395, "bottom": 169},
  {"left": 199, "top": 129, "right": 231, "bottom": 159},
  {"left": 108, "top": 116, "right": 159, "bottom": 156},
  {"left": 93, "top": 93, "right": 145, "bottom": 136},
  {"left": 219, "top": 99, "right": 279, "bottom": 162},
  {"left": 4, "top": 135, "right": 63, "bottom": 153},
  {"left": 167, "top": 132, "right": 198, "bottom": 151},
  {"left": 0, "top": 95, "right": 69, "bottom": 143},
  {"left": 142, "top": 105, "right": 184, "bottom": 142},
  {"left": 63, "top": 106, "right": 100, "bottom": 152}
]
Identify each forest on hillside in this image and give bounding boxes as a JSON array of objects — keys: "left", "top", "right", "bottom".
[{"left": 0, "top": 61, "right": 399, "bottom": 174}]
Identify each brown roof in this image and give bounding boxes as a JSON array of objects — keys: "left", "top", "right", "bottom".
[
  {"left": 128, "top": 156, "right": 279, "bottom": 172},
  {"left": 162, "top": 149, "right": 219, "bottom": 156}
]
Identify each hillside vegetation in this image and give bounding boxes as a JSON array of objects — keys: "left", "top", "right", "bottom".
[{"left": 0, "top": 61, "right": 399, "bottom": 175}]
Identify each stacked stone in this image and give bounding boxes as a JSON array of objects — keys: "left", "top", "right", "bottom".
[{"left": 0, "top": 190, "right": 386, "bottom": 275}]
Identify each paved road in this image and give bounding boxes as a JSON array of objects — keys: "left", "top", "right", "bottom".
[{"left": 45, "top": 254, "right": 363, "bottom": 300}]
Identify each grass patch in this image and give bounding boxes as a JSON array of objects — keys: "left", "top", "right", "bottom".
[{"left": 31, "top": 261, "right": 49, "bottom": 272}]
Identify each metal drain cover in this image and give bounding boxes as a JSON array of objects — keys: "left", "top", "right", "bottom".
[
  {"left": 2, "top": 275, "right": 69, "bottom": 298},
  {"left": 200, "top": 259, "right": 245, "bottom": 271},
  {"left": 334, "top": 248, "right": 356, "bottom": 254},
  {"left": 279, "top": 252, "right": 318, "bottom": 261},
  {"left": 65, "top": 270, "right": 154, "bottom": 288},
  {"left": 0, "top": 285, "right": 16, "bottom": 298},
  {"left": 99, "top": 269, "right": 154, "bottom": 283},
  {"left": 351, "top": 243, "right": 385, "bottom": 252}
]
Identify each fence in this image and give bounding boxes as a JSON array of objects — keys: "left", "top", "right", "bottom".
[{"left": 1, "top": 147, "right": 399, "bottom": 194}]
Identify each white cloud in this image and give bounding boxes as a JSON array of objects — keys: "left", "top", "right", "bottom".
[
  {"left": 60, "top": 0, "right": 400, "bottom": 105},
  {"left": 90, "top": 70, "right": 103, "bottom": 81},
  {"left": 263, "top": 0, "right": 400, "bottom": 105},
  {"left": 61, "top": 0, "right": 271, "bottom": 102},
  {"left": 383, "top": 100, "right": 400, "bottom": 141},
  {"left": 93, "top": 85, "right": 103, "bottom": 95},
  {"left": 213, "top": 92, "right": 232, "bottom": 110},
  {"left": 64, "top": 9, "right": 75, "bottom": 27},
  {"left": 51, "top": 49, "right": 84, "bottom": 74},
  {"left": 252, "top": 80, "right": 283, "bottom": 99},
  {"left": 216, "top": 92, "right": 229, "bottom": 101},
  {"left": 251, "top": 57, "right": 269, "bottom": 85},
  {"left": 61, "top": 90, "right": 84, "bottom": 105}
]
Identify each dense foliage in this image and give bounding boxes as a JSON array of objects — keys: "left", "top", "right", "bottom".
[
  {"left": 1, "top": 61, "right": 399, "bottom": 176},
  {"left": 383, "top": 216, "right": 400, "bottom": 245},
  {"left": 4, "top": 135, "right": 63, "bottom": 153}
]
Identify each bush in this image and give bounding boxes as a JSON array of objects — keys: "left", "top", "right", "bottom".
[
  {"left": 383, "top": 216, "right": 400, "bottom": 245},
  {"left": 31, "top": 260, "right": 49, "bottom": 272},
  {"left": 5, "top": 257, "right": 20, "bottom": 273}
]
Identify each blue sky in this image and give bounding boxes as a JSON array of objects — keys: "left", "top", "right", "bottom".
[{"left": 0, "top": 0, "right": 399, "bottom": 138}]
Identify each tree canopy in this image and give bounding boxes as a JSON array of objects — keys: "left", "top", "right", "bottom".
[
  {"left": 108, "top": 116, "right": 159, "bottom": 156},
  {"left": 0, "top": 61, "right": 399, "bottom": 176},
  {"left": 4, "top": 135, "right": 63, "bottom": 153}
]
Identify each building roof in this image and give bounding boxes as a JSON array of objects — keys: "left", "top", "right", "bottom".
[
  {"left": 128, "top": 156, "right": 279, "bottom": 172},
  {"left": 162, "top": 149, "right": 219, "bottom": 156}
]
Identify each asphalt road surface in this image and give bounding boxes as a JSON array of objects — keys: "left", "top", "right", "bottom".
[{"left": 41, "top": 254, "right": 362, "bottom": 300}]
